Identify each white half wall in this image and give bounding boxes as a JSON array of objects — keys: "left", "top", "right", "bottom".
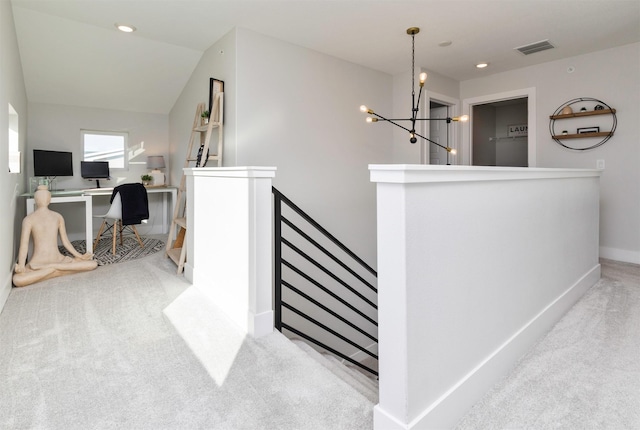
[
  {"left": 185, "top": 166, "right": 276, "bottom": 338},
  {"left": 370, "top": 165, "right": 602, "bottom": 429}
]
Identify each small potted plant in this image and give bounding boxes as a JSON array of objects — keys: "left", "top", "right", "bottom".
[
  {"left": 141, "top": 174, "right": 153, "bottom": 186},
  {"left": 201, "top": 110, "right": 210, "bottom": 125}
]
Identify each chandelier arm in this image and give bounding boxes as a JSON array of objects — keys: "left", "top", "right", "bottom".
[
  {"left": 369, "top": 109, "right": 453, "bottom": 151},
  {"left": 372, "top": 118, "right": 453, "bottom": 122},
  {"left": 370, "top": 112, "right": 416, "bottom": 134},
  {"left": 411, "top": 130, "right": 452, "bottom": 151},
  {"left": 412, "top": 118, "right": 453, "bottom": 121}
]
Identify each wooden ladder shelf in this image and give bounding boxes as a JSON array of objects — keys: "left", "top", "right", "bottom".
[{"left": 165, "top": 93, "right": 224, "bottom": 274}]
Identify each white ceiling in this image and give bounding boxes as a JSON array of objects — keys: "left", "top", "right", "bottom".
[{"left": 11, "top": 0, "right": 640, "bottom": 114}]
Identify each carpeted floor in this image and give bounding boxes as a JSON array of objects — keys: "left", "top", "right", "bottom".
[
  {"left": 454, "top": 259, "right": 640, "bottom": 429},
  {"left": 0, "top": 248, "right": 374, "bottom": 430},
  {"left": 1, "top": 254, "right": 637, "bottom": 429}
]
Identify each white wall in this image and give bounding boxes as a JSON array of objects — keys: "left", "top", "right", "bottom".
[
  {"left": 1, "top": 0, "right": 28, "bottom": 311},
  {"left": 168, "top": 29, "right": 236, "bottom": 185},
  {"left": 233, "top": 28, "right": 392, "bottom": 265},
  {"left": 461, "top": 43, "right": 640, "bottom": 263},
  {"left": 26, "top": 103, "right": 170, "bottom": 238}
]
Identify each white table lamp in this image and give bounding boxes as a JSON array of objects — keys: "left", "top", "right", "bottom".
[{"left": 147, "top": 155, "right": 166, "bottom": 186}]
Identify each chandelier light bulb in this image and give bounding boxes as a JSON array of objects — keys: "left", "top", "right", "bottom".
[
  {"left": 360, "top": 105, "right": 369, "bottom": 113},
  {"left": 366, "top": 117, "right": 378, "bottom": 123},
  {"left": 419, "top": 72, "right": 427, "bottom": 84},
  {"left": 448, "top": 148, "right": 458, "bottom": 155},
  {"left": 453, "top": 115, "right": 469, "bottom": 122}
]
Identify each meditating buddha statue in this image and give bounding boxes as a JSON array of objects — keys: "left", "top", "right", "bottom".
[{"left": 13, "top": 186, "right": 97, "bottom": 287}]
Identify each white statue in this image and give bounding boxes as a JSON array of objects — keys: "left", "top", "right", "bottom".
[{"left": 13, "top": 186, "right": 97, "bottom": 287}]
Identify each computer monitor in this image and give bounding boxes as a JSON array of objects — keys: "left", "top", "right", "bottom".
[
  {"left": 33, "top": 149, "right": 73, "bottom": 177},
  {"left": 81, "top": 161, "right": 110, "bottom": 188}
]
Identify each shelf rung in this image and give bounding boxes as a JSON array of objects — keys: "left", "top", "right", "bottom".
[
  {"left": 173, "top": 217, "right": 187, "bottom": 228},
  {"left": 167, "top": 248, "right": 182, "bottom": 265},
  {"left": 193, "top": 123, "right": 221, "bottom": 132}
]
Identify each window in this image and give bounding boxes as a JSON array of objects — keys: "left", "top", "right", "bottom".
[
  {"left": 8, "top": 103, "right": 20, "bottom": 173},
  {"left": 81, "top": 130, "right": 128, "bottom": 169}
]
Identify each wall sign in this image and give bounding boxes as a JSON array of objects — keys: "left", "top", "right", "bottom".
[{"left": 508, "top": 124, "right": 528, "bottom": 137}]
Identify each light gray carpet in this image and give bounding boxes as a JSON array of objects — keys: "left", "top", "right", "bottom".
[
  {"left": 0, "top": 245, "right": 374, "bottom": 429},
  {"left": 455, "top": 259, "right": 640, "bottom": 429},
  {"left": 2, "top": 252, "right": 637, "bottom": 430}
]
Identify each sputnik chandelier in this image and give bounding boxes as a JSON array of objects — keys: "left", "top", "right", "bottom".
[{"left": 360, "top": 27, "right": 468, "bottom": 157}]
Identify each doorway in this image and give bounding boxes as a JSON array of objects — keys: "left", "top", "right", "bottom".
[
  {"left": 472, "top": 98, "right": 528, "bottom": 167},
  {"left": 428, "top": 101, "right": 449, "bottom": 165},
  {"left": 462, "top": 87, "right": 537, "bottom": 167},
  {"left": 424, "top": 91, "right": 463, "bottom": 165}
]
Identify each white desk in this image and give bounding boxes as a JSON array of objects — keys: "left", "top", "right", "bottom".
[{"left": 24, "top": 186, "right": 178, "bottom": 254}]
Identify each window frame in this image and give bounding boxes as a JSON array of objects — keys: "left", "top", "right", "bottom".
[{"left": 81, "top": 129, "right": 129, "bottom": 170}]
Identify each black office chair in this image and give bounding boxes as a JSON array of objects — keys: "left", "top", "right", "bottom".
[{"left": 93, "top": 183, "right": 149, "bottom": 255}]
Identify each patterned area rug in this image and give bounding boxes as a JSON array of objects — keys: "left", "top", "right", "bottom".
[{"left": 59, "top": 237, "right": 165, "bottom": 266}]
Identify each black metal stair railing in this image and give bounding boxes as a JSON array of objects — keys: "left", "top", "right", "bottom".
[{"left": 273, "top": 187, "right": 378, "bottom": 377}]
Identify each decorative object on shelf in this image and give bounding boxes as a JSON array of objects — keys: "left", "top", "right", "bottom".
[
  {"left": 146, "top": 155, "right": 166, "bottom": 186},
  {"left": 141, "top": 174, "right": 153, "bottom": 186},
  {"left": 577, "top": 126, "right": 600, "bottom": 134},
  {"left": 359, "top": 27, "right": 468, "bottom": 164},
  {"left": 201, "top": 110, "right": 210, "bottom": 125},
  {"left": 549, "top": 97, "right": 617, "bottom": 151}
]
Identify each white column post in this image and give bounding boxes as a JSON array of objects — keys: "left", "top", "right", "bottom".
[{"left": 184, "top": 166, "right": 277, "bottom": 338}]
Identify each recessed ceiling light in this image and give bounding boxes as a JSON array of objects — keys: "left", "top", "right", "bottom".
[
  {"left": 476, "top": 62, "right": 489, "bottom": 69},
  {"left": 115, "top": 23, "right": 136, "bottom": 33}
]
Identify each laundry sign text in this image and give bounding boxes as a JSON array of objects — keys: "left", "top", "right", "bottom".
[{"left": 508, "top": 124, "right": 528, "bottom": 137}]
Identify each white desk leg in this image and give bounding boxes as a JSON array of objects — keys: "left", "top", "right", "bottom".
[
  {"left": 162, "top": 192, "right": 167, "bottom": 234},
  {"left": 84, "top": 196, "right": 93, "bottom": 254}
]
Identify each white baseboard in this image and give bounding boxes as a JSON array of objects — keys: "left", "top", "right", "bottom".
[
  {"left": 248, "top": 309, "right": 274, "bottom": 338},
  {"left": 380, "top": 264, "right": 601, "bottom": 430},
  {"left": 374, "top": 405, "right": 408, "bottom": 430},
  {"left": 0, "top": 272, "right": 13, "bottom": 314},
  {"left": 600, "top": 246, "right": 640, "bottom": 265},
  {"left": 184, "top": 262, "right": 194, "bottom": 283}
]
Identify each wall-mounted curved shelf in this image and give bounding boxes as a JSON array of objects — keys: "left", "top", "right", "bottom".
[{"left": 549, "top": 98, "right": 617, "bottom": 150}]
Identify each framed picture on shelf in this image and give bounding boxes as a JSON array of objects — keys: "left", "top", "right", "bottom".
[
  {"left": 208, "top": 78, "right": 224, "bottom": 120},
  {"left": 577, "top": 126, "right": 599, "bottom": 134}
]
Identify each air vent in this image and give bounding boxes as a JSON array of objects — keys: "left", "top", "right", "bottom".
[{"left": 514, "top": 40, "right": 555, "bottom": 55}]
